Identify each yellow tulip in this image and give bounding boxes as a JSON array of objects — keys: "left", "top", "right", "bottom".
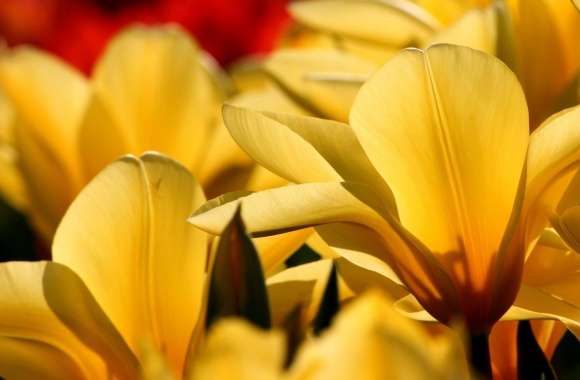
[
  {"left": 0, "top": 151, "right": 468, "bottom": 379},
  {"left": 0, "top": 153, "right": 208, "bottom": 378},
  {"left": 276, "top": 0, "right": 579, "bottom": 127},
  {"left": 190, "top": 45, "right": 580, "bottom": 336},
  {"left": 0, "top": 24, "right": 283, "bottom": 241},
  {"left": 188, "top": 292, "right": 470, "bottom": 380}
]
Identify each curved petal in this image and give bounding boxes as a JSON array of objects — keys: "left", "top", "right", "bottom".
[
  {"left": 0, "top": 144, "right": 27, "bottom": 212},
  {"left": 289, "top": 0, "right": 438, "bottom": 46},
  {"left": 222, "top": 105, "right": 396, "bottom": 212},
  {"left": 14, "top": 116, "right": 78, "bottom": 238},
  {"left": 489, "top": 321, "right": 517, "bottom": 380},
  {"left": 502, "top": 285, "right": 580, "bottom": 339},
  {"left": 190, "top": 182, "right": 460, "bottom": 323},
  {"left": 82, "top": 25, "right": 221, "bottom": 177},
  {"left": 425, "top": 7, "right": 497, "bottom": 55},
  {"left": 0, "top": 92, "right": 28, "bottom": 211},
  {"left": 0, "top": 46, "right": 88, "bottom": 185},
  {"left": 197, "top": 87, "right": 304, "bottom": 192},
  {"left": 0, "top": 337, "right": 86, "bottom": 380},
  {"left": 0, "top": 48, "right": 88, "bottom": 237},
  {"left": 222, "top": 106, "right": 340, "bottom": 184},
  {"left": 510, "top": 230, "right": 580, "bottom": 342},
  {"left": 0, "top": 261, "right": 139, "bottom": 379},
  {"left": 335, "top": 251, "right": 408, "bottom": 300},
  {"left": 267, "top": 260, "right": 333, "bottom": 326},
  {"left": 287, "top": 292, "right": 469, "bottom": 380},
  {"left": 254, "top": 229, "right": 314, "bottom": 275},
  {"left": 350, "top": 44, "right": 528, "bottom": 325},
  {"left": 53, "top": 152, "right": 208, "bottom": 374},
  {"left": 189, "top": 182, "right": 389, "bottom": 236},
  {"left": 265, "top": 49, "right": 376, "bottom": 121},
  {"left": 525, "top": 106, "right": 580, "bottom": 242},
  {"left": 511, "top": 0, "right": 580, "bottom": 126},
  {"left": 413, "top": 0, "right": 470, "bottom": 24},
  {"left": 187, "top": 320, "right": 284, "bottom": 380}
]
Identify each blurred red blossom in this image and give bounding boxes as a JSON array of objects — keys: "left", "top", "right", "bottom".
[{"left": 0, "top": 0, "right": 290, "bottom": 73}]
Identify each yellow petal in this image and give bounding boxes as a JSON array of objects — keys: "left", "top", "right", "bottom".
[
  {"left": 82, "top": 25, "right": 221, "bottom": 178},
  {"left": 335, "top": 251, "right": 408, "bottom": 300},
  {"left": 222, "top": 105, "right": 396, "bottom": 211},
  {"left": 190, "top": 182, "right": 459, "bottom": 324},
  {"left": 350, "top": 44, "right": 528, "bottom": 324},
  {"left": 0, "top": 338, "right": 86, "bottom": 380},
  {"left": 0, "top": 144, "right": 28, "bottom": 212},
  {"left": 502, "top": 285, "right": 580, "bottom": 339},
  {"left": 140, "top": 341, "right": 177, "bottom": 380},
  {"left": 522, "top": 229, "right": 580, "bottom": 312},
  {"left": 287, "top": 292, "right": 469, "bottom": 380},
  {"left": 189, "top": 182, "right": 389, "bottom": 236},
  {"left": 530, "top": 320, "right": 566, "bottom": 360},
  {"left": 489, "top": 321, "right": 518, "bottom": 380},
  {"left": 267, "top": 260, "right": 333, "bottom": 326},
  {"left": 0, "top": 261, "right": 139, "bottom": 379},
  {"left": 496, "top": 229, "right": 580, "bottom": 353},
  {"left": 265, "top": 49, "right": 376, "bottom": 121},
  {"left": 289, "top": 0, "right": 438, "bottom": 47},
  {"left": 0, "top": 47, "right": 88, "bottom": 186},
  {"left": 511, "top": 0, "right": 580, "bottom": 126},
  {"left": 254, "top": 229, "right": 314, "bottom": 275},
  {"left": 525, "top": 106, "right": 580, "bottom": 241},
  {"left": 425, "top": 7, "right": 497, "bottom": 55},
  {"left": 14, "top": 116, "right": 78, "bottom": 239},
  {"left": 413, "top": 0, "right": 470, "bottom": 24},
  {"left": 197, "top": 87, "right": 305, "bottom": 197},
  {"left": 0, "top": 92, "right": 28, "bottom": 211},
  {"left": 0, "top": 48, "right": 89, "bottom": 237},
  {"left": 53, "top": 152, "right": 208, "bottom": 374},
  {"left": 188, "top": 319, "right": 284, "bottom": 380}
]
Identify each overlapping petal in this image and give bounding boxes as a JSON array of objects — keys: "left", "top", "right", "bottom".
[
  {"left": 350, "top": 44, "right": 528, "bottom": 326},
  {"left": 80, "top": 25, "right": 223, "bottom": 181},
  {"left": 53, "top": 153, "right": 208, "bottom": 374},
  {"left": 0, "top": 261, "right": 138, "bottom": 379}
]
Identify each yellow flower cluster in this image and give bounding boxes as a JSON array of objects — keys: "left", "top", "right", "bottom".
[{"left": 0, "top": 1, "right": 579, "bottom": 379}]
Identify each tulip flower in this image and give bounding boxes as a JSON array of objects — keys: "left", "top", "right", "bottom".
[
  {"left": 190, "top": 44, "right": 580, "bottom": 340},
  {"left": 0, "top": 25, "right": 290, "bottom": 243},
  {"left": 189, "top": 292, "right": 470, "bottom": 380},
  {"left": 0, "top": 152, "right": 209, "bottom": 378},
  {"left": 278, "top": 0, "right": 579, "bottom": 127},
  {"left": 0, "top": 151, "right": 468, "bottom": 379}
]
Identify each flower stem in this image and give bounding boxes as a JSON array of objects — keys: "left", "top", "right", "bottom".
[{"left": 469, "top": 331, "right": 492, "bottom": 379}]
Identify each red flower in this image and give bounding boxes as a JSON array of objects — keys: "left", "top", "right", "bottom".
[{"left": 0, "top": 0, "right": 290, "bottom": 73}]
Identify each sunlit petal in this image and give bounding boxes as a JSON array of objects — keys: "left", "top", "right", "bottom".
[
  {"left": 53, "top": 153, "right": 207, "bottom": 374},
  {"left": 187, "top": 320, "right": 284, "bottom": 380},
  {"left": 350, "top": 44, "right": 528, "bottom": 326},
  {"left": 81, "top": 25, "right": 222, "bottom": 179},
  {"left": 265, "top": 49, "right": 376, "bottom": 121},
  {"left": 289, "top": 0, "right": 438, "bottom": 46},
  {"left": 0, "top": 261, "right": 139, "bottom": 379}
]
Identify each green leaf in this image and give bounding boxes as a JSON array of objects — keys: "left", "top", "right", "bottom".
[
  {"left": 312, "top": 261, "right": 339, "bottom": 336},
  {"left": 517, "top": 321, "right": 557, "bottom": 380},
  {"left": 205, "top": 206, "right": 271, "bottom": 330}
]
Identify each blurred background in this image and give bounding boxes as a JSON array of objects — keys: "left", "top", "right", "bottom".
[
  {"left": 0, "top": 0, "right": 291, "bottom": 262},
  {"left": 0, "top": 0, "right": 290, "bottom": 73}
]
